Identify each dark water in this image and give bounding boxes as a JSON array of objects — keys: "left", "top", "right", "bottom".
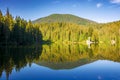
[{"left": 0, "top": 44, "right": 120, "bottom": 80}]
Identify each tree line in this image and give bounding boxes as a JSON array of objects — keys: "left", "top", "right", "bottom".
[
  {"left": 37, "top": 22, "right": 99, "bottom": 43},
  {"left": 0, "top": 9, "right": 42, "bottom": 45},
  {"left": 36, "top": 20, "right": 120, "bottom": 44},
  {"left": 0, "top": 9, "right": 120, "bottom": 45}
]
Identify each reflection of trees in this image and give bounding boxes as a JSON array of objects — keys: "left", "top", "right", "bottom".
[
  {"left": 36, "top": 43, "right": 120, "bottom": 69},
  {"left": 38, "top": 44, "right": 91, "bottom": 63},
  {"left": 35, "top": 44, "right": 95, "bottom": 69},
  {"left": 96, "top": 44, "right": 120, "bottom": 62},
  {"left": 0, "top": 45, "right": 42, "bottom": 80},
  {"left": 1, "top": 43, "right": 119, "bottom": 77}
]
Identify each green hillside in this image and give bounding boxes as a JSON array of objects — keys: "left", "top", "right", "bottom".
[
  {"left": 1, "top": 9, "right": 120, "bottom": 45},
  {"left": 33, "top": 14, "right": 97, "bottom": 25},
  {"left": 32, "top": 14, "right": 120, "bottom": 43}
]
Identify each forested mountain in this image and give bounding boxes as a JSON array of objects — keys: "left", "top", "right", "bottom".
[
  {"left": 0, "top": 9, "right": 120, "bottom": 45},
  {"left": 33, "top": 14, "right": 97, "bottom": 26},
  {"left": 35, "top": 20, "right": 120, "bottom": 44}
]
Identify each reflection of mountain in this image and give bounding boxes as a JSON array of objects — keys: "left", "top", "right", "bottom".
[
  {"left": 35, "top": 44, "right": 120, "bottom": 70},
  {"left": 36, "top": 59, "right": 95, "bottom": 70},
  {"left": 0, "top": 44, "right": 120, "bottom": 79},
  {"left": 0, "top": 45, "right": 42, "bottom": 80}
]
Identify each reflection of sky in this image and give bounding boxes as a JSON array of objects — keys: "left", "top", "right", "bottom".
[
  {"left": 1, "top": 60, "right": 120, "bottom": 80},
  {"left": 0, "top": 0, "right": 120, "bottom": 23}
]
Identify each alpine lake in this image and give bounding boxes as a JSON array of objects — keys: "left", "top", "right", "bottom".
[{"left": 0, "top": 43, "right": 120, "bottom": 80}]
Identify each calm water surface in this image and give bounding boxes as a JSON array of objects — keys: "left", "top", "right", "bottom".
[{"left": 0, "top": 44, "right": 120, "bottom": 80}]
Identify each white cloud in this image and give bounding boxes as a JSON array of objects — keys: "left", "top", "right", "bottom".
[
  {"left": 96, "top": 3, "right": 103, "bottom": 8},
  {"left": 110, "top": 0, "right": 120, "bottom": 4}
]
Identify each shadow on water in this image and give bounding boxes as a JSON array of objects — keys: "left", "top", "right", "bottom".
[{"left": 0, "top": 45, "right": 43, "bottom": 80}]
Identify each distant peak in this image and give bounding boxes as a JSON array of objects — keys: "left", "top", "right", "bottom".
[{"left": 33, "top": 14, "right": 97, "bottom": 25}]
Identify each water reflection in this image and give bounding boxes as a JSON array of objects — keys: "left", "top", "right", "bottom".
[
  {"left": 0, "top": 43, "right": 120, "bottom": 80},
  {"left": 36, "top": 44, "right": 95, "bottom": 69},
  {"left": 0, "top": 45, "right": 43, "bottom": 80},
  {"left": 36, "top": 43, "right": 120, "bottom": 69}
]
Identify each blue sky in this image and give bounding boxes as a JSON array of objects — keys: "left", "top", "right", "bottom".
[{"left": 0, "top": 0, "right": 120, "bottom": 23}]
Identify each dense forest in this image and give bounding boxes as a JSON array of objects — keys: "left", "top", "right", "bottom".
[
  {"left": 0, "top": 9, "right": 42, "bottom": 45},
  {"left": 34, "top": 14, "right": 120, "bottom": 44},
  {"left": 0, "top": 9, "right": 120, "bottom": 45}
]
